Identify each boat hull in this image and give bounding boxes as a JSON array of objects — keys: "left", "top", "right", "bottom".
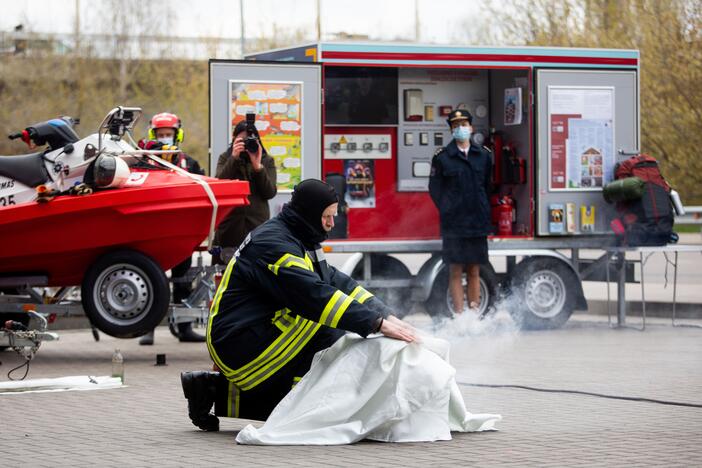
[{"left": 0, "top": 170, "right": 249, "bottom": 286}]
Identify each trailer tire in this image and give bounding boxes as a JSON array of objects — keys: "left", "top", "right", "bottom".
[
  {"left": 351, "top": 254, "right": 413, "bottom": 318},
  {"left": 81, "top": 250, "right": 170, "bottom": 339},
  {"left": 507, "top": 257, "right": 577, "bottom": 330},
  {"left": 425, "top": 264, "right": 498, "bottom": 319}
]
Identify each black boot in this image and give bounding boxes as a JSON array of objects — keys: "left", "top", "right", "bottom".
[
  {"left": 177, "top": 323, "right": 206, "bottom": 343},
  {"left": 181, "top": 371, "right": 220, "bottom": 431}
]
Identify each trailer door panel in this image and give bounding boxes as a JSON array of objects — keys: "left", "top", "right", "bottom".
[
  {"left": 209, "top": 60, "right": 322, "bottom": 213},
  {"left": 535, "top": 69, "right": 638, "bottom": 236}
]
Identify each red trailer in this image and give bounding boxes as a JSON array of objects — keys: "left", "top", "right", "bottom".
[{"left": 209, "top": 42, "right": 642, "bottom": 328}]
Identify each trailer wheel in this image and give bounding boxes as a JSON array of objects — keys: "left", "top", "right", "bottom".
[
  {"left": 81, "top": 250, "right": 170, "bottom": 339},
  {"left": 351, "top": 254, "right": 413, "bottom": 318},
  {"left": 425, "top": 264, "right": 498, "bottom": 319},
  {"left": 507, "top": 257, "right": 577, "bottom": 330}
]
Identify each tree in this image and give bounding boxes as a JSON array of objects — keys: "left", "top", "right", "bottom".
[{"left": 480, "top": 0, "right": 702, "bottom": 204}]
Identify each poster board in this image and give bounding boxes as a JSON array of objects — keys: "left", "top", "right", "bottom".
[
  {"left": 548, "top": 86, "right": 615, "bottom": 191},
  {"left": 229, "top": 80, "right": 303, "bottom": 192},
  {"left": 536, "top": 70, "right": 638, "bottom": 236}
]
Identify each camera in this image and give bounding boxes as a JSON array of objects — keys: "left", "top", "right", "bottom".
[{"left": 244, "top": 113, "right": 259, "bottom": 153}]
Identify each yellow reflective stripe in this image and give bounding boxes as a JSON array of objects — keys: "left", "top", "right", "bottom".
[
  {"left": 292, "top": 376, "right": 302, "bottom": 389},
  {"left": 206, "top": 260, "right": 238, "bottom": 377},
  {"left": 303, "top": 253, "right": 314, "bottom": 270},
  {"left": 226, "top": 381, "right": 241, "bottom": 418},
  {"left": 318, "top": 290, "right": 343, "bottom": 326},
  {"left": 210, "top": 259, "right": 236, "bottom": 318},
  {"left": 285, "top": 259, "right": 309, "bottom": 270},
  {"left": 239, "top": 321, "right": 321, "bottom": 391},
  {"left": 272, "top": 308, "right": 295, "bottom": 332},
  {"left": 350, "top": 285, "right": 373, "bottom": 304},
  {"left": 279, "top": 312, "right": 295, "bottom": 329},
  {"left": 268, "top": 253, "right": 312, "bottom": 275},
  {"left": 234, "top": 384, "right": 240, "bottom": 417},
  {"left": 227, "top": 380, "right": 233, "bottom": 417},
  {"left": 349, "top": 285, "right": 363, "bottom": 299},
  {"left": 330, "top": 293, "right": 354, "bottom": 328},
  {"left": 357, "top": 290, "right": 372, "bottom": 303},
  {"left": 230, "top": 319, "right": 307, "bottom": 383}
]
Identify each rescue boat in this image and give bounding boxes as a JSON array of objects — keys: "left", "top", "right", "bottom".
[{"left": 0, "top": 107, "right": 249, "bottom": 338}]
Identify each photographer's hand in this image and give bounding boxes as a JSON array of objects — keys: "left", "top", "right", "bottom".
[
  {"left": 249, "top": 142, "right": 263, "bottom": 172},
  {"left": 231, "top": 137, "right": 245, "bottom": 159}
]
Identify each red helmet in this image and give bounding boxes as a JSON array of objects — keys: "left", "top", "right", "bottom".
[{"left": 148, "top": 112, "right": 184, "bottom": 143}]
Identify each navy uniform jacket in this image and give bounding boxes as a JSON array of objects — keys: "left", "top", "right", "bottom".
[
  {"left": 429, "top": 139, "right": 493, "bottom": 238},
  {"left": 207, "top": 205, "right": 390, "bottom": 392}
]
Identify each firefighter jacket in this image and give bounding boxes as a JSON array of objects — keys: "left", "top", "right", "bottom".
[
  {"left": 207, "top": 204, "right": 390, "bottom": 392},
  {"left": 214, "top": 146, "right": 277, "bottom": 249},
  {"left": 429, "top": 140, "right": 492, "bottom": 238}
]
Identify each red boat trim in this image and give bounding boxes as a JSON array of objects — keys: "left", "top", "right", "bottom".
[{"left": 321, "top": 51, "right": 638, "bottom": 66}]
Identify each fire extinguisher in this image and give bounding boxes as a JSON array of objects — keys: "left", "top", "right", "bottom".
[
  {"left": 490, "top": 194, "right": 501, "bottom": 229},
  {"left": 497, "top": 195, "right": 514, "bottom": 236}
]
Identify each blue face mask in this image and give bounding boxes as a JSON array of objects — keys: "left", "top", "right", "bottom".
[
  {"left": 157, "top": 137, "right": 174, "bottom": 146},
  {"left": 452, "top": 125, "right": 471, "bottom": 142}
]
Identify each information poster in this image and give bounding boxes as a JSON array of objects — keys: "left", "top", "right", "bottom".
[
  {"left": 548, "top": 87, "right": 614, "bottom": 190},
  {"left": 344, "top": 159, "right": 375, "bottom": 208},
  {"left": 230, "top": 81, "right": 302, "bottom": 192},
  {"left": 504, "top": 87, "right": 522, "bottom": 126}
]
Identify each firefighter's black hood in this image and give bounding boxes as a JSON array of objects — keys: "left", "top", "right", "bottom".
[{"left": 281, "top": 179, "right": 338, "bottom": 246}]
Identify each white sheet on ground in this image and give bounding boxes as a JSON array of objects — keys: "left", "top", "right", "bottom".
[
  {"left": 236, "top": 334, "right": 501, "bottom": 445},
  {"left": 0, "top": 376, "right": 123, "bottom": 395}
]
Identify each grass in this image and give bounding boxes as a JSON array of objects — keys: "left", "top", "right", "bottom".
[{"left": 675, "top": 224, "right": 702, "bottom": 233}]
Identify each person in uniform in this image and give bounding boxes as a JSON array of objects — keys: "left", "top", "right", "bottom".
[
  {"left": 180, "top": 179, "right": 416, "bottom": 431},
  {"left": 428, "top": 110, "right": 492, "bottom": 315},
  {"left": 138, "top": 112, "right": 206, "bottom": 344}
]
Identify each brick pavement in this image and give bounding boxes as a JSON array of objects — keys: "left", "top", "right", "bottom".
[{"left": 0, "top": 315, "right": 700, "bottom": 467}]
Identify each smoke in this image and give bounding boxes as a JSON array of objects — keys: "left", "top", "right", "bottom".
[
  {"left": 428, "top": 296, "right": 521, "bottom": 341},
  {"left": 403, "top": 287, "right": 530, "bottom": 383}
]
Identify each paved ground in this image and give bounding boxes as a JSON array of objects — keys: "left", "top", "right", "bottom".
[{"left": 1, "top": 313, "right": 700, "bottom": 467}]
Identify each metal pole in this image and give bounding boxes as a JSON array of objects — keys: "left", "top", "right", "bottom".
[
  {"left": 617, "top": 252, "right": 626, "bottom": 326},
  {"left": 316, "top": 0, "right": 321, "bottom": 41},
  {"left": 672, "top": 251, "right": 678, "bottom": 325},
  {"left": 240, "top": 0, "right": 245, "bottom": 57},
  {"left": 640, "top": 251, "right": 646, "bottom": 331},
  {"left": 415, "top": 0, "right": 420, "bottom": 42},
  {"left": 606, "top": 251, "right": 612, "bottom": 327},
  {"left": 74, "top": 0, "right": 80, "bottom": 53}
]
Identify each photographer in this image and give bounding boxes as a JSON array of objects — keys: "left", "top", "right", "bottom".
[{"left": 214, "top": 115, "right": 277, "bottom": 264}]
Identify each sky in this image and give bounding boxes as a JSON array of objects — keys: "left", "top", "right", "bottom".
[{"left": 0, "top": 0, "right": 489, "bottom": 47}]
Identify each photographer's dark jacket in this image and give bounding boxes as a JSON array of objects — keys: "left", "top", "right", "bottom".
[
  {"left": 214, "top": 146, "right": 277, "bottom": 249},
  {"left": 207, "top": 204, "right": 389, "bottom": 393},
  {"left": 429, "top": 140, "right": 492, "bottom": 238}
]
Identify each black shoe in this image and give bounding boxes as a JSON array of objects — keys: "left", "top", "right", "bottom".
[
  {"left": 177, "top": 323, "right": 206, "bottom": 343},
  {"left": 139, "top": 331, "right": 154, "bottom": 346},
  {"left": 181, "top": 371, "right": 220, "bottom": 431}
]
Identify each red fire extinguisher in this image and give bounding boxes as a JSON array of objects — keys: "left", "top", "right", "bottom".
[{"left": 497, "top": 196, "right": 514, "bottom": 236}]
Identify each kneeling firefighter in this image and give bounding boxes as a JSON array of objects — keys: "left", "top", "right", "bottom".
[{"left": 180, "top": 179, "right": 416, "bottom": 430}]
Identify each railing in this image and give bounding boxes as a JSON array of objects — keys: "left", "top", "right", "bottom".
[{"left": 676, "top": 206, "right": 702, "bottom": 225}]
